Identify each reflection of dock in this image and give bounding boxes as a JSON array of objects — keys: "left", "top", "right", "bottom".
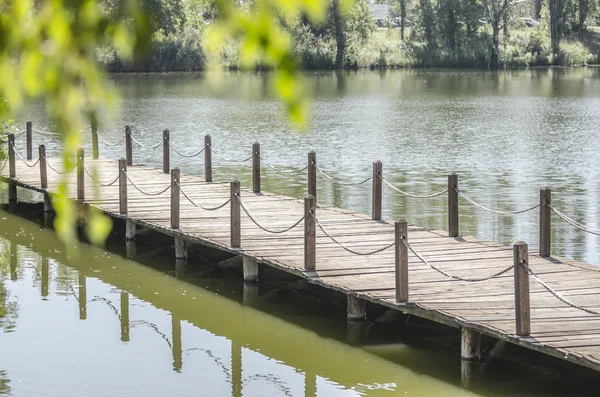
[
  {"left": 1, "top": 215, "right": 472, "bottom": 395},
  {"left": 4, "top": 127, "right": 600, "bottom": 375}
]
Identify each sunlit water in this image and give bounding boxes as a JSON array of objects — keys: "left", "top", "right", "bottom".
[{"left": 3, "top": 69, "right": 600, "bottom": 396}]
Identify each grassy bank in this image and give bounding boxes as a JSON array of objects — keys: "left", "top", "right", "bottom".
[{"left": 96, "top": 26, "right": 600, "bottom": 73}]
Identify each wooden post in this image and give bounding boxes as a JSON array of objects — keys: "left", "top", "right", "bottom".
[
  {"left": 230, "top": 181, "right": 241, "bottom": 248},
  {"left": 125, "top": 221, "right": 136, "bottom": 241},
  {"left": 91, "top": 119, "right": 99, "bottom": 160},
  {"left": 514, "top": 241, "right": 530, "bottom": 336},
  {"left": 119, "top": 159, "right": 127, "bottom": 215},
  {"left": 243, "top": 256, "right": 258, "bottom": 282},
  {"left": 125, "top": 125, "right": 132, "bottom": 166},
  {"left": 204, "top": 134, "right": 212, "bottom": 182},
  {"left": 347, "top": 295, "right": 366, "bottom": 320},
  {"left": 41, "top": 256, "right": 49, "bottom": 297},
  {"left": 304, "top": 195, "right": 316, "bottom": 271},
  {"left": 26, "top": 121, "right": 32, "bottom": 160},
  {"left": 461, "top": 328, "right": 481, "bottom": 360},
  {"left": 252, "top": 142, "right": 260, "bottom": 193},
  {"left": 372, "top": 161, "right": 382, "bottom": 220},
  {"left": 163, "top": 129, "right": 170, "bottom": 174},
  {"left": 448, "top": 173, "right": 459, "bottom": 237},
  {"left": 7, "top": 133, "right": 16, "bottom": 204},
  {"left": 39, "top": 145, "right": 47, "bottom": 189},
  {"left": 77, "top": 148, "right": 84, "bottom": 202},
  {"left": 539, "top": 188, "right": 551, "bottom": 257},
  {"left": 171, "top": 168, "right": 180, "bottom": 229},
  {"left": 78, "top": 271, "right": 87, "bottom": 320},
  {"left": 175, "top": 238, "right": 187, "bottom": 259},
  {"left": 395, "top": 220, "right": 408, "bottom": 303},
  {"left": 308, "top": 151, "right": 316, "bottom": 200}
]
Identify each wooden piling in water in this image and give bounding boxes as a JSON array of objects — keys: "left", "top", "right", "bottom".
[
  {"left": 91, "top": 120, "right": 99, "bottom": 160},
  {"left": 308, "top": 151, "right": 316, "bottom": 200},
  {"left": 304, "top": 195, "right": 316, "bottom": 271},
  {"left": 243, "top": 256, "right": 259, "bottom": 282},
  {"left": 395, "top": 219, "right": 408, "bottom": 303},
  {"left": 77, "top": 148, "right": 84, "bottom": 202},
  {"left": 347, "top": 295, "right": 366, "bottom": 320},
  {"left": 539, "top": 188, "right": 551, "bottom": 257},
  {"left": 205, "top": 135, "right": 212, "bottom": 182},
  {"left": 125, "top": 125, "right": 132, "bottom": 166},
  {"left": 230, "top": 181, "right": 241, "bottom": 248},
  {"left": 171, "top": 168, "right": 180, "bottom": 229},
  {"left": 26, "top": 121, "right": 32, "bottom": 160},
  {"left": 119, "top": 159, "right": 127, "bottom": 215},
  {"left": 514, "top": 241, "right": 530, "bottom": 336},
  {"left": 448, "top": 173, "right": 459, "bottom": 237},
  {"left": 8, "top": 133, "right": 16, "bottom": 204},
  {"left": 39, "top": 145, "right": 47, "bottom": 189},
  {"left": 163, "top": 129, "right": 170, "bottom": 174},
  {"left": 252, "top": 142, "right": 260, "bottom": 193},
  {"left": 175, "top": 238, "right": 187, "bottom": 260},
  {"left": 372, "top": 161, "right": 382, "bottom": 220},
  {"left": 460, "top": 328, "right": 481, "bottom": 360}
]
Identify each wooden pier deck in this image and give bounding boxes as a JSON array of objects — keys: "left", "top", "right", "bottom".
[{"left": 3, "top": 140, "right": 600, "bottom": 374}]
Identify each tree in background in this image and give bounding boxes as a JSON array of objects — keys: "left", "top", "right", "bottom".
[{"left": 549, "top": 0, "right": 568, "bottom": 54}]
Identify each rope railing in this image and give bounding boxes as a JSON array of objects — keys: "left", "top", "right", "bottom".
[
  {"left": 209, "top": 145, "right": 252, "bottom": 163},
  {"left": 82, "top": 164, "right": 120, "bottom": 187},
  {"left": 130, "top": 134, "right": 162, "bottom": 149},
  {"left": 527, "top": 264, "right": 600, "bottom": 316},
  {"left": 314, "top": 164, "right": 372, "bottom": 186},
  {"left": 236, "top": 194, "right": 305, "bottom": 234},
  {"left": 456, "top": 187, "right": 540, "bottom": 216},
  {"left": 170, "top": 145, "right": 205, "bottom": 158},
  {"left": 313, "top": 213, "right": 395, "bottom": 255},
  {"left": 548, "top": 204, "right": 600, "bottom": 236},
  {"left": 259, "top": 154, "right": 308, "bottom": 174},
  {"left": 176, "top": 180, "right": 231, "bottom": 210},
  {"left": 124, "top": 170, "right": 171, "bottom": 196},
  {"left": 12, "top": 145, "right": 41, "bottom": 168},
  {"left": 44, "top": 157, "right": 77, "bottom": 174},
  {"left": 32, "top": 128, "right": 60, "bottom": 136},
  {"left": 97, "top": 130, "right": 126, "bottom": 147},
  {"left": 402, "top": 239, "right": 515, "bottom": 282},
  {"left": 381, "top": 176, "right": 448, "bottom": 199}
]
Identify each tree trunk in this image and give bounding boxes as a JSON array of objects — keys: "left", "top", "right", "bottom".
[
  {"left": 549, "top": 0, "right": 565, "bottom": 55},
  {"left": 448, "top": 3, "right": 456, "bottom": 50},
  {"left": 534, "top": 0, "right": 542, "bottom": 20},
  {"left": 332, "top": 0, "right": 345, "bottom": 69},
  {"left": 420, "top": 0, "right": 434, "bottom": 47},
  {"left": 400, "top": 0, "right": 406, "bottom": 41},
  {"left": 491, "top": 24, "right": 500, "bottom": 70},
  {"left": 578, "top": 0, "right": 586, "bottom": 42}
]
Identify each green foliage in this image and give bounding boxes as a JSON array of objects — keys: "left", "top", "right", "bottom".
[{"left": 0, "top": 0, "right": 151, "bottom": 245}]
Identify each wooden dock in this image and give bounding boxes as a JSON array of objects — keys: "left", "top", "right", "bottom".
[{"left": 3, "top": 127, "right": 600, "bottom": 375}]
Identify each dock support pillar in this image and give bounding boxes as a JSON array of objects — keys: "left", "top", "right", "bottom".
[
  {"left": 125, "top": 220, "right": 136, "bottom": 240},
  {"left": 539, "top": 188, "right": 551, "bottom": 257},
  {"left": 175, "top": 238, "right": 187, "bottom": 261},
  {"left": 243, "top": 256, "right": 258, "bottom": 282},
  {"left": 43, "top": 193, "right": 53, "bottom": 213},
  {"left": 125, "top": 125, "right": 132, "bottom": 166},
  {"left": 243, "top": 283, "right": 259, "bottom": 307},
  {"left": 371, "top": 161, "right": 382, "bottom": 220},
  {"left": 308, "top": 151, "right": 316, "bottom": 200},
  {"left": 460, "top": 360, "right": 479, "bottom": 390},
  {"left": 460, "top": 328, "right": 481, "bottom": 360},
  {"left": 8, "top": 133, "right": 17, "bottom": 206},
  {"left": 347, "top": 295, "right": 366, "bottom": 321},
  {"left": 204, "top": 134, "right": 212, "bottom": 182}
]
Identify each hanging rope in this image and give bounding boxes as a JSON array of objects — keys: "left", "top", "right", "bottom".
[
  {"left": 97, "top": 131, "right": 126, "bottom": 147},
  {"left": 237, "top": 195, "right": 305, "bottom": 234},
  {"left": 170, "top": 145, "right": 205, "bottom": 158},
  {"left": 124, "top": 171, "right": 171, "bottom": 196},
  {"left": 176, "top": 181, "right": 231, "bottom": 210},
  {"left": 527, "top": 264, "right": 600, "bottom": 316},
  {"left": 82, "top": 164, "right": 120, "bottom": 187},
  {"left": 315, "top": 164, "right": 372, "bottom": 186},
  {"left": 456, "top": 188, "right": 540, "bottom": 215},
  {"left": 44, "top": 156, "right": 76, "bottom": 175},
  {"left": 209, "top": 145, "right": 252, "bottom": 163},
  {"left": 130, "top": 134, "right": 162, "bottom": 149},
  {"left": 259, "top": 154, "right": 308, "bottom": 174},
  {"left": 11, "top": 145, "right": 40, "bottom": 168},
  {"left": 548, "top": 204, "right": 600, "bottom": 236},
  {"left": 313, "top": 214, "right": 395, "bottom": 255},
  {"left": 402, "top": 239, "right": 515, "bottom": 282},
  {"left": 381, "top": 176, "right": 448, "bottom": 199}
]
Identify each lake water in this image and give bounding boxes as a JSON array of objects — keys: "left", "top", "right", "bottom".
[{"left": 3, "top": 69, "right": 600, "bottom": 396}]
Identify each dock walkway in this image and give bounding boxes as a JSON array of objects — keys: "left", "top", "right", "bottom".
[{"left": 3, "top": 126, "right": 600, "bottom": 374}]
